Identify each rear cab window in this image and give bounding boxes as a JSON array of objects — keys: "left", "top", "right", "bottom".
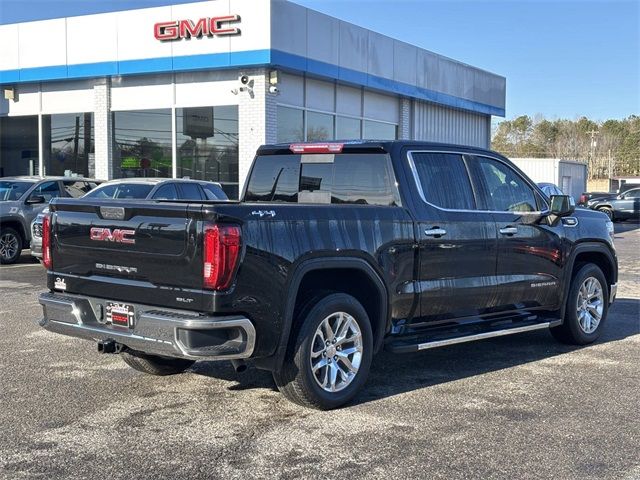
[{"left": 244, "top": 153, "right": 399, "bottom": 206}]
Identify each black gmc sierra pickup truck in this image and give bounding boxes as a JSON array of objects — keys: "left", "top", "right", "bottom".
[{"left": 38, "top": 141, "right": 618, "bottom": 409}]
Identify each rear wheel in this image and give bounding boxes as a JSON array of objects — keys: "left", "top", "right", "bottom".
[
  {"left": 273, "top": 293, "right": 373, "bottom": 410},
  {"left": 0, "top": 228, "right": 22, "bottom": 264},
  {"left": 120, "top": 350, "right": 195, "bottom": 376},
  {"left": 551, "top": 264, "right": 609, "bottom": 345},
  {"left": 597, "top": 206, "right": 614, "bottom": 221}
]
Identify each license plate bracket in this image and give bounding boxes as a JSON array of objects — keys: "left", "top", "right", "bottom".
[{"left": 105, "top": 302, "right": 135, "bottom": 328}]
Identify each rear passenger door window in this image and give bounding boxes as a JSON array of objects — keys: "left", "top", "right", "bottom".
[
  {"left": 177, "top": 183, "right": 204, "bottom": 200},
  {"left": 471, "top": 157, "right": 538, "bottom": 212},
  {"left": 151, "top": 183, "right": 179, "bottom": 200},
  {"left": 409, "top": 152, "right": 476, "bottom": 210}
]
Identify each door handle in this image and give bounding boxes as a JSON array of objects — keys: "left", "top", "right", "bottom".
[
  {"left": 424, "top": 228, "right": 447, "bottom": 237},
  {"left": 499, "top": 226, "right": 518, "bottom": 235}
]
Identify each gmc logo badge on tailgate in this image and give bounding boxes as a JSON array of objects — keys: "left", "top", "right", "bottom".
[{"left": 90, "top": 228, "right": 136, "bottom": 245}]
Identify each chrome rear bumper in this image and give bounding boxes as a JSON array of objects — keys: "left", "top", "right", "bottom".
[{"left": 38, "top": 292, "right": 255, "bottom": 360}]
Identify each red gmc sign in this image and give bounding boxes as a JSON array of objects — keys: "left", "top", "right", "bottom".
[
  {"left": 90, "top": 227, "right": 136, "bottom": 245},
  {"left": 154, "top": 15, "right": 241, "bottom": 41}
]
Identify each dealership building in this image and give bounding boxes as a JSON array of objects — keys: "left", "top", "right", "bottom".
[{"left": 0, "top": 0, "right": 506, "bottom": 198}]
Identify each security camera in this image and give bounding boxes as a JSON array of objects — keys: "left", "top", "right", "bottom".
[
  {"left": 239, "top": 75, "right": 250, "bottom": 85},
  {"left": 269, "top": 85, "right": 279, "bottom": 94}
]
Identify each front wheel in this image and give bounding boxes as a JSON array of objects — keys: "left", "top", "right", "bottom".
[
  {"left": 0, "top": 228, "right": 22, "bottom": 264},
  {"left": 121, "top": 350, "right": 195, "bottom": 376},
  {"left": 273, "top": 293, "right": 373, "bottom": 410},
  {"left": 551, "top": 264, "right": 609, "bottom": 345}
]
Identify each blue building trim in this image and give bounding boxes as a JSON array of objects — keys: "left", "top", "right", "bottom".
[{"left": 0, "top": 48, "right": 505, "bottom": 116}]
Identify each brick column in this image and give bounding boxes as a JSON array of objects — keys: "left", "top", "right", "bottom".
[
  {"left": 93, "top": 78, "right": 113, "bottom": 180},
  {"left": 398, "top": 97, "right": 411, "bottom": 140},
  {"left": 238, "top": 68, "right": 278, "bottom": 194}
]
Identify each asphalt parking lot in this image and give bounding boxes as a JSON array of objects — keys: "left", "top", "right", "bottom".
[{"left": 1, "top": 223, "right": 638, "bottom": 480}]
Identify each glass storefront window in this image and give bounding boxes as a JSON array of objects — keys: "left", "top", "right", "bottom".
[
  {"left": 306, "top": 111, "right": 334, "bottom": 142},
  {"left": 176, "top": 105, "right": 239, "bottom": 199},
  {"left": 112, "top": 109, "right": 172, "bottom": 179},
  {"left": 336, "top": 116, "right": 361, "bottom": 140},
  {"left": 364, "top": 120, "right": 397, "bottom": 140},
  {"left": 0, "top": 116, "right": 39, "bottom": 177},
  {"left": 277, "top": 106, "right": 304, "bottom": 143},
  {"left": 43, "top": 113, "right": 93, "bottom": 178}
]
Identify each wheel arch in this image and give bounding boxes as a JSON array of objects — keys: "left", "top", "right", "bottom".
[
  {"left": 560, "top": 242, "right": 617, "bottom": 320},
  {"left": 0, "top": 217, "right": 28, "bottom": 243},
  {"left": 270, "top": 257, "right": 389, "bottom": 371}
]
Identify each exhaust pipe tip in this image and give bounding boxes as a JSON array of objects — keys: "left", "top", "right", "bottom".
[
  {"left": 97, "top": 339, "right": 117, "bottom": 354},
  {"left": 230, "top": 359, "right": 247, "bottom": 373}
]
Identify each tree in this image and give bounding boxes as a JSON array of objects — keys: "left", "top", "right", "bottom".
[{"left": 492, "top": 115, "right": 640, "bottom": 178}]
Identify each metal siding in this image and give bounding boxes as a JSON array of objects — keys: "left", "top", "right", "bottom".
[
  {"left": 412, "top": 100, "right": 490, "bottom": 148},
  {"left": 510, "top": 158, "right": 557, "bottom": 184},
  {"left": 558, "top": 161, "right": 587, "bottom": 200}
]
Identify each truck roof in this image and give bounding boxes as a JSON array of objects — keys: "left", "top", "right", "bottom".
[{"left": 257, "top": 140, "right": 500, "bottom": 157}]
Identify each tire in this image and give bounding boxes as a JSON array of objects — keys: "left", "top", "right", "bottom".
[
  {"left": 273, "top": 293, "right": 373, "bottom": 410},
  {"left": 550, "top": 264, "right": 609, "bottom": 345},
  {"left": 597, "top": 207, "right": 614, "bottom": 221},
  {"left": 0, "top": 228, "right": 22, "bottom": 265},
  {"left": 120, "top": 350, "right": 195, "bottom": 376}
]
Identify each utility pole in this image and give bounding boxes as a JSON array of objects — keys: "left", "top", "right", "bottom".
[
  {"left": 587, "top": 129, "right": 599, "bottom": 180},
  {"left": 608, "top": 149, "right": 613, "bottom": 192},
  {"left": 587, "top": 129, "right": 599, "bottom": 160}
]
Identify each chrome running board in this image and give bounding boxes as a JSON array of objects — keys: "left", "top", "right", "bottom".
[{"left": 417, "top": 320, "right": 561, "bottom": 351}]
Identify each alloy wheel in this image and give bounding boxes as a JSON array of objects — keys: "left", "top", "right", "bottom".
[
  {"left": 576, "top": 276, "right": 604, "bottom": 334},
  {"left": 309, "top": 312, "right": 363, "bottom": 393},
  {"left": 0, "top": 233, "right": 19, "bottom": 262}
]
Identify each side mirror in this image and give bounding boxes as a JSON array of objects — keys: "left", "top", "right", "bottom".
[
  {"left": 549, "top": 195, "right": 575, "bottom": 217},
  {"left": 25, "top": 195, "right": 46, "bottom": 205}
]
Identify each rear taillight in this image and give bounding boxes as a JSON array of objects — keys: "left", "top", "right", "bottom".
[
  {"left": 42, "top": 214, "right": 52, "bottom": 270},
  {"left": 203, "top": 224, "right": 241, "bottom": 290}
]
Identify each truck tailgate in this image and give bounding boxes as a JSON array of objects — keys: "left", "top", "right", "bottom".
[{"left": 48, "top": 199, "right": 206, "bottom": 310}]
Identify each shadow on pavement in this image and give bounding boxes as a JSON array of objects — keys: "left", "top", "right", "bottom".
[
  {"left": 192, "top": 297, "right": 640, "bottom": 404},
  {"left": 614, "top": 221, "right": 639, "bottom": 236}
]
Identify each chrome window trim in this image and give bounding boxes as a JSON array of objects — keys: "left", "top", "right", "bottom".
[{"left": 407, "top": 149, "right": 551, "bottom": 215}]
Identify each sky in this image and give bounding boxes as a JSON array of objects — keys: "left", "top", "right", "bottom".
[{"left": 1, "top": 0, "right": 638, "bottom": 122}]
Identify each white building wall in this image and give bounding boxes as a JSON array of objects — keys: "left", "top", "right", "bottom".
[
  {"left": 93, "top": 80, "right": 113, "bottom": 180},
  {"left": 398, "top": 98, "right": 411, "bottom": 140},
  {"left": 238, "top": 68, "right": 277, "bottom": 193},
  {"left": 510, "top": 158, "right": 558, "bottom": 184}
]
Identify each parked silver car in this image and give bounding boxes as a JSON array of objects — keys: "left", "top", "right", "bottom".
[{"left": 0, "top": 177, "right": 100, "bottom": 264}]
